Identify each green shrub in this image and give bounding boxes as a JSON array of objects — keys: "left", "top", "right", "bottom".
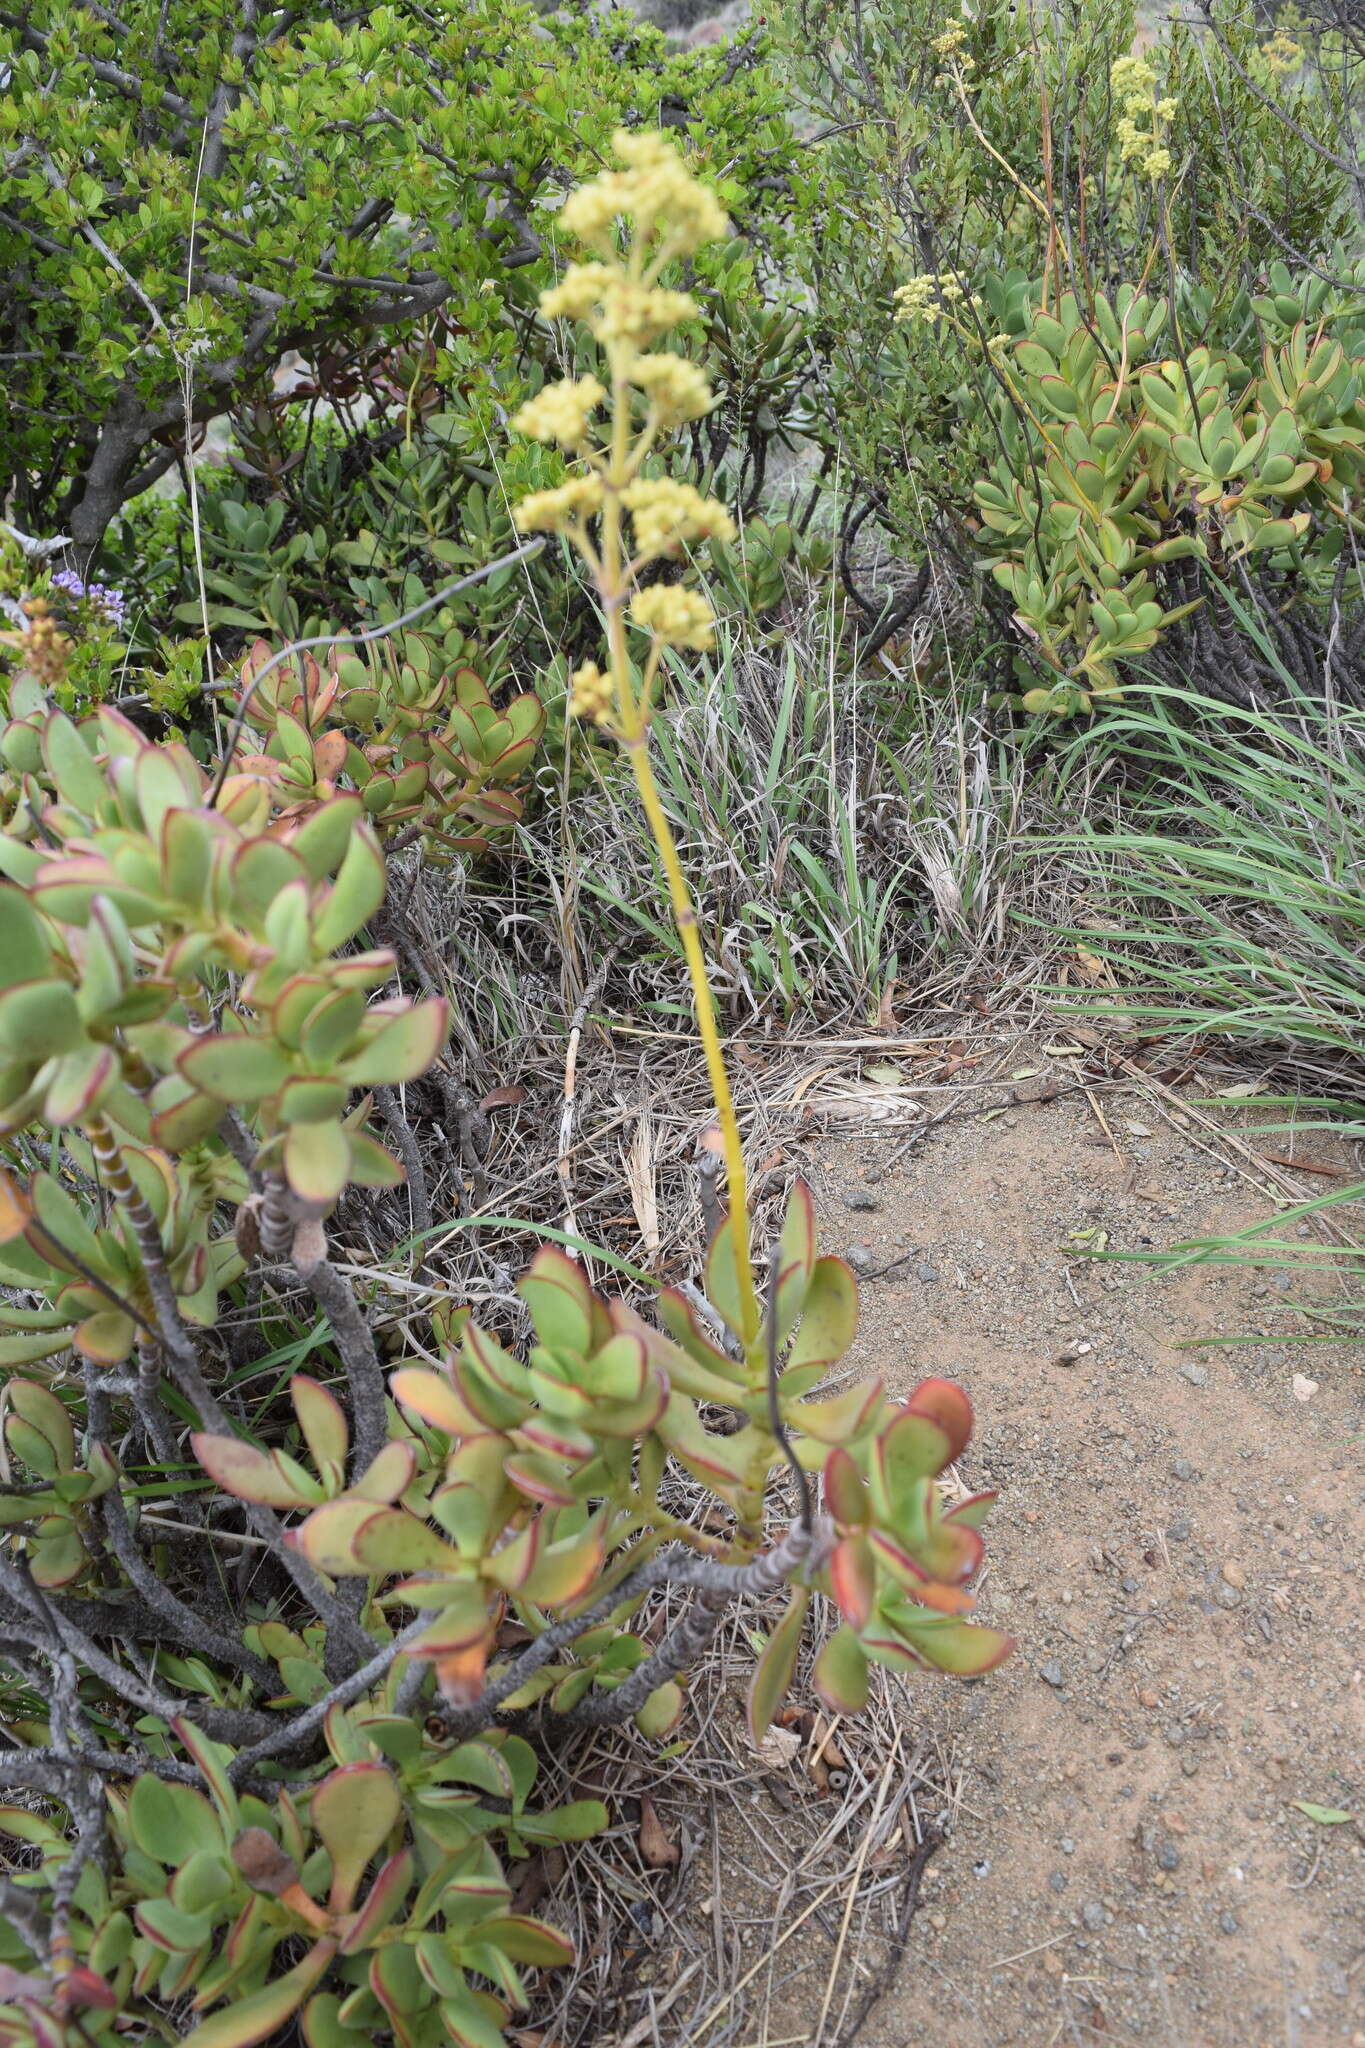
[{"left": 0, "top": 0, "right": 801, "bottom": 564}]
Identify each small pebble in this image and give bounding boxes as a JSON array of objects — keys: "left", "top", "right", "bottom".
[
  {"left": 1048, "top": 1871, "right": 1067, "bottom": 1893},
  {"left": 1081, "top": 1902, "right": 1106, "bottom": 1932},
  {"left": 1168, "top": 1519, "right": 1192, "bottom": 1542},
  {"left": 1215, "top": 1583, "right": 1242, "bottom": 1610},
  {"left": 1059, "top": 1836, "right": 1075, "bottom": 1856},
  {"left": 1156, "top": 1840, "right": 1181, "bottom": 1872},
  {"left": 1219, "top": 1910, "right": 1240, "bottom": 1935},
  {"left": 916, "top": 1262, "right": 941, "bottom": 1283},
  {"left": 1040, "top": 1659, "right": 1066, "bottom": 1689},
  {"left": 846, "top": 1245, "right": 874, "bottom": 1272},
  {"left": 1180, "top": 1362, "right": 1209, "bottom": 1388},
  {"left": 843, "top": 1189, "right": 881, "bottom": 1211},
  {"left": 1222, "top": 1561, "right": 1247, "bottom": 1589},
  {"left": 1172, "top": 1459, "right": 1195, "bottom": 1481}
]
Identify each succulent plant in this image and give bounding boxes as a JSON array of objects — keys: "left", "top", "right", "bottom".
[
  {"left": 0, "top": 676, "right": 448, "bottom": 1206},
  {"left": 975, "top": 277, "right": 1365, "bottom": 708},
  {"left": 229, "top": 636, "right": 544, "bottom": 860}
]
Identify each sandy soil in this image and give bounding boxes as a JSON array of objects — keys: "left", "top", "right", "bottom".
[{"left": 790, "top": 1063, "right": 1365, "bottom": 2047}]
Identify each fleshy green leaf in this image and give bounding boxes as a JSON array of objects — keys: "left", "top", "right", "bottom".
[
  {"left": 813, "top": 1624, "right": 869, "bottom": 1714},
  {"left": 284, "top": 1120, "right": 352, "bottom": 1204},
  {"left": 181, "top": 1942, "right": 336, "bottom": 2048},
  {"left": 746, "top": 1585, "right": 810, "bottom": 1745},
  {"left": 310, "top": 1763, "right": 401, "bottom": 1912}
]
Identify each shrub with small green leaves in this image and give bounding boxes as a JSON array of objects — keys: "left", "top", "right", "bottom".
[{"left": 0, "top": 0, "right": 802, "bottom": 565}]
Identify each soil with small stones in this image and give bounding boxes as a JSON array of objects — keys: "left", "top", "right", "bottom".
[{"left": 795, "top": 1077, "right": 1364, "bottom": 2047}]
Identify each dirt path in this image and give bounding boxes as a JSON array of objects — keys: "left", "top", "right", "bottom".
[{"left": 800, "top": 1072, "right": 1364, "bottom": 2046}]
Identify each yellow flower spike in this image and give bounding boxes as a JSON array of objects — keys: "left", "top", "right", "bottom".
[
  {"left": 539, "top": 262, "right": 616, "bottom": 322},
  {"left": 512, "top": 126, "right": 763, "bottom": 1357}
]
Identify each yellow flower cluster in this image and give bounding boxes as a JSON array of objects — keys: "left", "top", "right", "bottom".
[
  {"left": 1112, "top": 53, "right": 1178, "bottom": 183},
  {"left": 625, "top": 478, "right": 736, "bottom": 559},
  {"left": 558, "top": 127, "right": 730, "bottom": 260},
  {"left": 893, "top": 272, "right": 981, "bottom": 326},
  {"left": 511, "top": 375, "right": 606, "bottom": 451},
  {"left": 513, "top": 474, "right": 605, "bottom": 535},
  {"left": 931, "top": 16, "right": 975, "bottom": 80},
  {"left": 631, "top": 584, "right": 717, "bottom": 649},
  {"left": 632, "top": 352, "right": 715, "bottom": 424},
  {"left": 1261, "top": 29, "right": 1304, "bottom": 75},
  {"left": 569, "top": 660, "right": 614, "bottom": 723},
  {"left": 540, "top": 266, "right": 699, "bottom": 347}
]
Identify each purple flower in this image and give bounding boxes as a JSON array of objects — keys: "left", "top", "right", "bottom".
[
  {"left": 88, "top": 583, "right": 127, "bottom": 629},
  {"left": 47, "top": 568, "right": 126, "bottom": 630}
]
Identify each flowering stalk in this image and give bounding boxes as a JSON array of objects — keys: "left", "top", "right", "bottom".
[{"left": 512, "top": 130, "right": 763, "bottom": 1350}]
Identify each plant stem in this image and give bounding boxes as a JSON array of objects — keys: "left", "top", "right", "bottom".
[{"left": 598, "top": 331, "right": 762, "bottom": 1349}]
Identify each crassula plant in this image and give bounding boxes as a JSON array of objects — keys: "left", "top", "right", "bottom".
[{"left": 0, "top": 132, "right": 1009, "bottom": 2048}]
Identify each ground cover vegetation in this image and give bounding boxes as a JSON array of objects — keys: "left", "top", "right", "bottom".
[{"left": 0, "top": 0, "right": 1362, "bottom": 2041}]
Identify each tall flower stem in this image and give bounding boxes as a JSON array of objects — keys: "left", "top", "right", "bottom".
[{"left": 596, "top": 348, "right": 762, "bottom": 1351}]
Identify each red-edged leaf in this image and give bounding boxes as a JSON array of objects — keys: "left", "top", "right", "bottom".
[
  {"left": 389, "top": 1365, "right": 481, "bottom": 1437},
  {"left": 871, "top": 1409, "right": 954, "bottom": 1518},
  {"left": 287, "top": 1498, "right": 378, "bottom": 1574},
  {"left": 518, "top": 1245, "right": 595, "bottom": 1356},
  {"left": 478, "top": 1916, "right": 574, "bottom": 1968},
  {"left": 942, "top": 1489, "right": 998, "bottom": 1530},
  {"left": 892, "top": 1617, "right": 1015, "bottom": 1676},
  {"left": 793, "top": 1373, "right": 885, "bottom": 1447},
  {"left": 343, "top": 998, "right": 448, "bottom": 1086},
  {"left": 518, "top": 1524, "right": 604, "bottom": 1608},
  {"left": 338, "top": 1848, "right": 413, "bottom": 1955},
  {"left": 353, "top": 1439, "right": 417, "bottom": 1503},
  {"left": 180, "top": 1942, "right": 336, "bottom": 2048},
  {"left": 868, "top": 1529, "right": 978, "bottom": 1611},
  {"left": 772, "top": 1179, "right": 816, "bottom": 1343},
  {"left": 503, "top": 1450, "right": 578, "bottom": 1508},
  {"left": 290, "top": 1376, "right": 348, "bottom": 1479},
  {"left": 822, "top": 1446, "right": 868, "bottom": 1528},
  {"left": 192, "top": 1432, "right": 321, "bottom": 1509},
  {"left": 311, "top": 1763, "right": 401, "bottom": 1912},
  {"left": 828, "top": 1532, "right": 876, "bottom": 1629},
  {"left": 785, "top": 1254, "right": 859, "bottom": 1375},
  {"left": 350, "top": 1508, "right": 463, "bottom": 1576},
  {"left": 904, "top": 1378, "right": 973, "bottom": 1464}
]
